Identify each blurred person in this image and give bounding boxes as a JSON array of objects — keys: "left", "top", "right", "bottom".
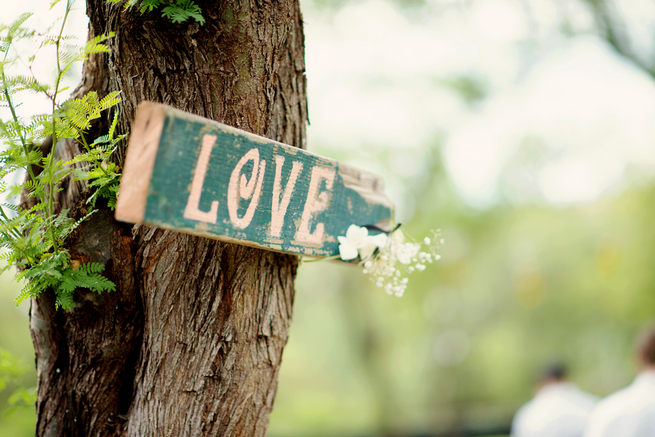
[
  {"left": 585, "top": 324, "right": 655, "bottom": 437},
  {"left": 511, "top": 363, "right": 598, "bottom": 437}
]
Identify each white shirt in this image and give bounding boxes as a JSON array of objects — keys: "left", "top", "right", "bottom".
[
  {"left": 585, "top": 370, "right": 655, "bottom": 437},
  {"left": 512, "top": 382, "right": 598, "bottom": 437}
]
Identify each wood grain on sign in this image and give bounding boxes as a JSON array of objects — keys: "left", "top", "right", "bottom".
[{"left": 115, "top": 102, "right": 394, "bottom": 257}]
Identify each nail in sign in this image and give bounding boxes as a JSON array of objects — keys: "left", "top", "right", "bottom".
[{"left": 115, "top": 103, "right": 394, "bottom": 257}]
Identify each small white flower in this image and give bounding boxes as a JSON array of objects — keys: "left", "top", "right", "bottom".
[
  {"left": 391, "top": 229, "right": 405, "bottom": 245},
  {"left": 336, "top": 223, "right": 441, "bottom": 299},
  {"left": 359, "top": 232, "right": 388, "bottom": 260},
  {"left": 393, "top": 242, "right": 419, "bottom": 264},
  {"left": 337, "top": 224, "right": 369, "bottom": 260},
  {"left": 346, "top": 224, "right": 370, "bottom": 246},
  {"left": 338, "top": 240, "right": 358, "bottom": 260},
  {"left": 367, "top": 232, "right": 389, "bottom": 248},
  {"left": 338, "top": 225, "right": 389, "bottom": 261}
]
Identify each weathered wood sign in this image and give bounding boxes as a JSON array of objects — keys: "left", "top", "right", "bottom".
[{"left": 115, "top": 102, "right": 394, "bottom": 257}]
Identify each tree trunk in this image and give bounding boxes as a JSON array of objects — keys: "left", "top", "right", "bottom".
[{"left": 29, "top": 2, "right": 307, "bottom": 436}]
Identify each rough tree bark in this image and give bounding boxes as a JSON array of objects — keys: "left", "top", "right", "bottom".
[{"left": 29, "top": 1, "right": 307, "bottom": 436}]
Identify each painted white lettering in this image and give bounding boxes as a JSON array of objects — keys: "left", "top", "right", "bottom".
[
  {"left": 184, "top": 134, "right": 219, "bottom": 223},
  {"left": 270, "top": 156, "right": 303, "bottom": 238},
  {"left": 295, "top": 165, "right": 335, "bottom": 245},
  {"left": 227, "top": 147, "right": 266, "bottom": 229}
]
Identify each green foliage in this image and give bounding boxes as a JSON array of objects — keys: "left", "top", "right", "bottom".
[
  {"left": 0, "top": 2, "right": 120, "bottom": 310},
  {"left": 81, "top": 113, "right": 123, "bottom": 210},
  {"left": 11, "top": 211, "right": 117, "bottom": 309},
  {"left": 17, "top": 256, "right": 116, "bottom": 309},
  {"left": 107, "top": 0, "right": 205, "bottom": 24},
  {"left": 0, "top": 276, "right": 36, "bottom": 436},
  {"left": 0, "top": 349, "right": 22, "bottom": 393},
  {"left": 0, "top": 348, "right": 35, "bottom": 419}
]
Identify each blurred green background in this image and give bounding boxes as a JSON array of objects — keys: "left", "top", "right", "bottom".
[{"left": 2, "top": 0, "right": 655, "bottom": 435}]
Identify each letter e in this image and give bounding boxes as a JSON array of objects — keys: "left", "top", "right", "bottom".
[{"left": 295, "top": 165, "right": 336, "bottom": 245}]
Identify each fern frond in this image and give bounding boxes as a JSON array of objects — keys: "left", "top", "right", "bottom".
[
  {"left": 39, "top": 34, "right": 76, "bottom": 49},
  {"left": 1, "top": 8, "right": 120, "bottom": 311},
  {"left": 1, "top": 13, "right": 34, "bottom": 45},
  {"left": 99, "top": 91, "right": 121, "bottom": 111},
  {"left": 1, "top": 203, "right": 21, "bottom": 213},
  {"left": 84, "top": 32, "right": 114, "bottom": 56},
  {"left": 2, "top": 74, "right": 48, "bottom": 93},
  {"left": 162, "top": 1, "right": 204, "bottom": 24},
  {"left": 138, "top": 0, "right": 159, "bottom": 12},
  {"left": 55, "top": 288, "right": 74, "bottom": 310},
  {"left": 107, "top": 0, "right": 204, "bottom": 24},
  {"left": 53, "top": 262, "right": 116, "bottom": 310},
  {"left": 58, "top": 48, "right": 84, "bottom": 69},
  {"left": 15, "top": 280, "right": 41, "bottom": 306}
]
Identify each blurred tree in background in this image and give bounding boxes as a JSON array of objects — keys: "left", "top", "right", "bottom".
[
  {"left": 0, "top": 274, "right": 36, "bottom": 437},
  {"left": 268, "top": 0, "right": 655, "bottom": 435},
  {"left": 2, "top": 0, "right": 655, "bottom": 436}
]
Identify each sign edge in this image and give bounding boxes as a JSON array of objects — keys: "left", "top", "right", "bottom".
[{"left": 115, "top": 102, "right": 165, "bottom": 224}]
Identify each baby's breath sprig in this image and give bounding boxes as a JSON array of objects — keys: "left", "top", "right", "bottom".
[{"left": 337, "top": 224, "right": 442, "bottom": 297}]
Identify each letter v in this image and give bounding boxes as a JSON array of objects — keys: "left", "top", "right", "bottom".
[{"left": 270, "top": 155, "right": 303, "bottom": 237}]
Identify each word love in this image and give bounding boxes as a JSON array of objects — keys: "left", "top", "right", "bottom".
[
  {"left": 183, "top": 134, "right": 334, "bottom": 245},
  {"left": 115, "top": 103, "right": 393, "bottom": 258}
]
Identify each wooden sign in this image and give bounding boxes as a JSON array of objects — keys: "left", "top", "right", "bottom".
[{"left": 115, "top": 102, "right": 394, "bottom": 257}]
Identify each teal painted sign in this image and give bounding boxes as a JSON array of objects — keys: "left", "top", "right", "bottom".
[{"left": 115, "top": 103, "right": 394, "bottom": 257}]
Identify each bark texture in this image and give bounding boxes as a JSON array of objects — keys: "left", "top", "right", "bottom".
[{"left": 29, "top": 2, "right": 307, "bottom": 436}]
